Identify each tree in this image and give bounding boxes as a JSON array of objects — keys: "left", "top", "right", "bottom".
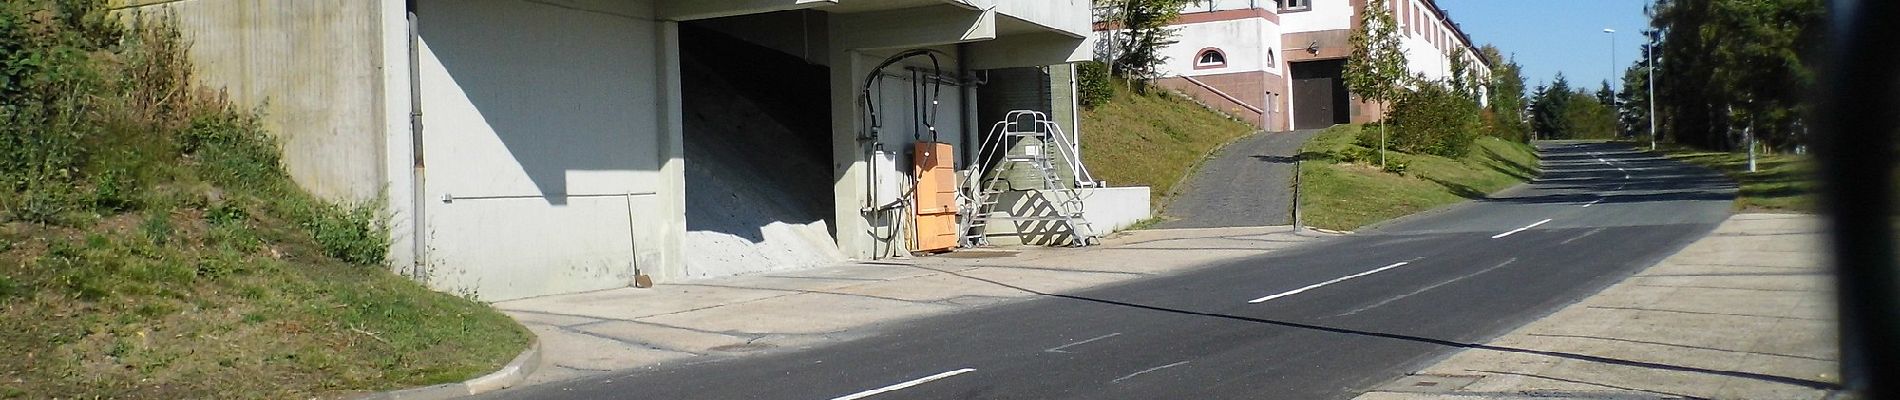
[
  {"left": 1530, "top": 74, "right": 1574, "bottom": 139},
  {"left": 1480, "top": 45, "right": 1530, "bottom": 142},
  {"left": 1616, "top": 45, "right": 1655, "bottom": 140},
  {"left": 1097, "top": 0, "right": 1203, "bottom": 87},
  {"left": 1595, "top": 80, "right": 1616, "bottom": 107},
  {"left": 1343, "top": 0, "right": 1407, "bottom": 167},
  {"left": 1447, "top": 47, "right": 1475, "bottom": 100},
  {"left": 1650, "top": 0, "right": 1823, "bottom": 151}
]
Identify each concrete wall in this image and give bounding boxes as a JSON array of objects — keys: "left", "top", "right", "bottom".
[
  {"left": 109, "top": 0, "right": 387, "bottom": 203},
  {"left": 413, "top": 0, "right": 683, "bottom": 300},
  {"left": 979, "top": 186, "right": 1151, "bottom": 246}
]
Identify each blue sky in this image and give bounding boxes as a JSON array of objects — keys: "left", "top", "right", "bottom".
[{"left": 1435, "top": 0, "right": 1653, "bottom": 92}]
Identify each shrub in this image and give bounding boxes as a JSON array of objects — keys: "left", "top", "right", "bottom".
[
  {"left": 304, "top": 202, "right": 390, "bottom": 266},
  {"left": 1386, "top": 82, "right": 1481, "bottom": 157},
  {"left": 1076, "top": 60, "right": 1113, "bottom": 109}
]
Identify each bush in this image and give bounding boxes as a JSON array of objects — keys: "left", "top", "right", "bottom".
[
  {"left": 1076, "top": 60, "right": 1113, "bottom": 108},
  {"left": 304, "top": 202, "right": 390, "bottom": 266},
  {"left": 1385, "top": 83, "right": 1481, "bottom": 157}
]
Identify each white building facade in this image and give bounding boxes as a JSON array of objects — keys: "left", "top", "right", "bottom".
[{"left": 1133, "top": 0, "right": 1492, "bottom": 130}]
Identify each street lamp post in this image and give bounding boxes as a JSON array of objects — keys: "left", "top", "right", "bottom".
[
  {"left": 1605, "top": 28, "right": 1618, "bottom": 137},
  {"left": 1647, "top": 28, "right": 1658, "bottom": 150}
]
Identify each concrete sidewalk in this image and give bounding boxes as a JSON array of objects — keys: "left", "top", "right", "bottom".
[
  {"left": 495, "top": 226, "right": 1332, "bottom": 385},
  {"left": 1356, "top": 214, "right": 1840, "bottom": 400}
]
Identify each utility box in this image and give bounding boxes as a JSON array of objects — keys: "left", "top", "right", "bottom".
[{"left": 912, "top": 142, "right": 959, "bottom": 252}]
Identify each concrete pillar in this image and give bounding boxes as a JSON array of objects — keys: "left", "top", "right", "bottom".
[
  {"left": 653, "top": 20, "right": 688, "bottom": 279},
  {"left": 377, "top": 0, "right": 420, "bottom": 275},
  {"left": 830, "top": 47, "right": 873, "bottom": 259}
]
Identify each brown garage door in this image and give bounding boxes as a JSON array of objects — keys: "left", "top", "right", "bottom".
[{"left": 1290, "top": 60, "right": 1349, "bottom": 130}]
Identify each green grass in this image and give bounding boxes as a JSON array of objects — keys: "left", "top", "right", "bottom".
[
  {"left": 1654, "top": 145, "right": 1815, "bottom": 212},
  {"left": 1080, "top": 82, "right": 1259, "bottom": 208},
  {"left": 1296, "top": 125, "right": 1541, "bottom": 230},
  {"left": 1, "top": 5, "right": 530, "bottom": 398}
]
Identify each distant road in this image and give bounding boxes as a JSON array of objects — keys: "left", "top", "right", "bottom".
[
  {"left": 475, "top": 142, "right": 1736, "bottom": 399},
  {"left": 1158, "top": 129, "right": 1324, "bottom": 229}
]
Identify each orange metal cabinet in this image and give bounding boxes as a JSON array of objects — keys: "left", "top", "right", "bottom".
[{"left": 913, "top": 142, "right": 959, "bottom": 252}]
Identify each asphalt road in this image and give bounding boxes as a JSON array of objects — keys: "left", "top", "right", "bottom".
[
  {"left": 474, "top": 142, "right": 1736, "bottom": 400},
  {"left": 1158, "top": 129, "right": 1324, "bottom": 229}
]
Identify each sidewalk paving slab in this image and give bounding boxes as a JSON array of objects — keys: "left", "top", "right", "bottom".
[{"left": 1353, "top": 214, "right": 1840, "bottom": 400}]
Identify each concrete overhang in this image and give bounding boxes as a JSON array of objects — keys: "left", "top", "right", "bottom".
[
  {"left": 963, "top": 29, "right": 1092, "bottom": 70},
  {"left": 658, "top": 0, "right": 837, "bottom": 21},
  {"left": 832, "top": 4, "right": 997, "bottom": 50}
]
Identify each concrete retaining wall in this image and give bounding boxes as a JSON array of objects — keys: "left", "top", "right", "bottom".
[
  {"left": 109, "top": 0, "right": 389, "bottom": 202},
  {"left": 981, "top": 186, "right": 1152, "bottom": 246}
]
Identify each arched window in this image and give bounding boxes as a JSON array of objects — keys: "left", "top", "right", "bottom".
[
  {"left": 1266, "top": 48, "right": 1277, "bottom": 65},
  {"left": 1194, "top": 48, "right": 1227, "bottom": 69}
]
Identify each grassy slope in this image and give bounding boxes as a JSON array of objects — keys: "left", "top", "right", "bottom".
[
  {"left": 1297, "top": 125, "right": 1541, "bottom": 230},
  {"left": 0, "top": 6, "right": 528, "bottom": 398},
  {"left": 1656, "top": 146, "right": 1815, "bottom": 212},
  {"left": 1080, "top": 83, "right": 1259, "bottom": 208}
]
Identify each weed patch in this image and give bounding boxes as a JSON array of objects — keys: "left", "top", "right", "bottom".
[{"left": 0, "top": 2, "right": 526, "bottom": 397}]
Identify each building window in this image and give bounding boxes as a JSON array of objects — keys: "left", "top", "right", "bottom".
[
  {"left": 1194, "top": 48, "right": 1227, "bottom": 69},
  {"left": 1266, "top": 48, "right": 1276, "bottom": 65},
  {"left": 1277, "top": 0, "right": 1310, "bottom": 12}
]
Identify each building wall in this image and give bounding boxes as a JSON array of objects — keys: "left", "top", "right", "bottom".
[
  {"left": 1154, "top": 12, "right": 1287, "bottom": 130},
  {"left": 1278, "top": 0, "right": 1354, "bottom": 33},
  {"left": 1158, "top": 18, "right": 1280, "bottom": 78},
  {"left": 109, "top": 0, "right": 388, "bottom": 203},
  {"left": 413, "top": 0, "right": 683, "bottom": 300}
]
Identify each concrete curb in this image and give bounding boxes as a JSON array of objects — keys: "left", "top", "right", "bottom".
[{"left": 354, "top": 339, "right": 541, "bottom": 400}]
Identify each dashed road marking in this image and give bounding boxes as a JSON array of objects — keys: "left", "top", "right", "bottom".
[
  {"left": 1111, "top": 361, "right": 1190, "bottom": 383},
  {"left": 1561, "top": 227, "right": 1607, "bottom": 245},
  {"left": 1045, "top": 333, "right": 1122, "bottom": 354},
  {"left": 1337, "top": 258, "right": 1519, "bottom": 317},
  {"left": 829, "top": 369, "right": 976, "bottom": 400},
  {"left": 1492, "top": 218, "right": 1554, "bottom": 239},
  {"left": 1250, "top": 261, "right": 1414, "bottom": 304}
]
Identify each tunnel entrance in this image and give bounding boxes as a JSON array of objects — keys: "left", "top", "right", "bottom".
[{"left": 678, "top": 17, "right": 842, "bottom": 278}]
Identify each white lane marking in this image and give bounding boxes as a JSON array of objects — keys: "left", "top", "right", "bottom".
[
  {"left": 1249, "top": 261, "right": 1413, "bottom": 304},
  {"left": 1581, "top": 198, "right": 1604, "bottom": 208},
  {"left": 1491, "top": 218, "right": 1554, "bottom": 239},
  {"left": 1111, "top": 361, "right": 1190, "bottom": 383},
  {"left": 829, "top": 368, "right": 976, "bottom": 400},
  {"left": 1045, "top": 332, "right": 1122, "bottom": 353},
  {"left": 1561, "top": 227, "right": 1607, "bottom": 245},
  {"left": 1337, "top": 258, "right": 1519, "bottom": 317}
]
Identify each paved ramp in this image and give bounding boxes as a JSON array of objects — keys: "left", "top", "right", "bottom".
[{"left": 1156, "top": 129, "right": 1323, "bottom": 229}]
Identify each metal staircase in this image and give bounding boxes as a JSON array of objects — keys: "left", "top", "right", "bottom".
[{"left": 961, "top": 110, "right": 1100, "bottom": 248}]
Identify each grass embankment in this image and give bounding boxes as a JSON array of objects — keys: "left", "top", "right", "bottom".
[
  {"left": 1296, "top": 125, "right": 1541, "bottom": 230},
  {"left": 1, "top": 3, "right": 528, "bottom": 398},
  {"left": 1080, "top": 82, "right": 1258, "bottom": 208},
  {"left": 1655, "top": 146, "right": 1815, "bottom": 212}
]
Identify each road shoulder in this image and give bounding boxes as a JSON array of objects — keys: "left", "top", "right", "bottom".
[{"left": 1353, "top": 214, "right": 1840, "bottom": 400}]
